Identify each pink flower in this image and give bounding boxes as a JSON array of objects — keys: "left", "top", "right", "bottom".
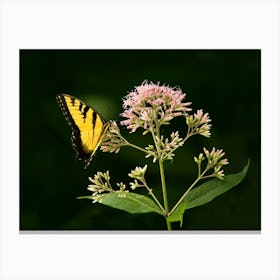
[{"left": 120, "top": 81, "right": 192, "bottom": 133}]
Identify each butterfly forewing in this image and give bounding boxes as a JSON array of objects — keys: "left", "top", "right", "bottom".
[{"left": 56, "top": 94, "right": 108, "bottom": 167}]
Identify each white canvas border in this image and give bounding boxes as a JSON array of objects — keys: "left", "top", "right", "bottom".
[{"left": 1, "top": 0, "right": 279, "bottom": 279}]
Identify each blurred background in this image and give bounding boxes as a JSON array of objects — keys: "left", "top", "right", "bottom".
[{"left": 20, "top": 50, "right": 260, "bottom": 230}]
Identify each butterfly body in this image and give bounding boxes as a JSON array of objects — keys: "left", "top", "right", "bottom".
[{"left": 56, "top": 94, "right": 110, "bottom": 168}]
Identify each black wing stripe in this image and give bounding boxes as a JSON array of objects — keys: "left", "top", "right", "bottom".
[
  {"left": 83, "top": 106, "right": 90, "bottom": 121},
  {"left": 79, "top": 101, "right": 83, "bottom": 112},
  {"left": 70, "top": 97, "right": 76, "bottom": 106},
  {"left": 91, "top": 110, "right": 97, "bottom": 140}
]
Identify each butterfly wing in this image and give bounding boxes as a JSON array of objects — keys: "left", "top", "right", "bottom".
[{"left": 56, "top": 94, "right": 108, "bottom": 168}]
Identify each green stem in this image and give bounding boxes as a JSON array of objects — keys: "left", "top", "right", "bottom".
[
  {"left": 159, "top": 160, "right": 169, "bottom": 212},
  {"left": 142, "top": 180, "right": 165, "bottom": 213},
  {"left": 168, "top": 177, "right": 200, "bottom": 216},
  {"left": 151, "top": 119, "right": 172, "bottom": 230},
  {"left": 117, "top": 133, "right": 148, "bottom": 154},
  {"left": 159, "top": 159, "right": 172, "bottom": 230},
  {"left": 122, "top": 130, "right": 171, "bottom": 228},
  {"left": 168, "top": 169, "right": 208, "bottom": 216},
  {"left": 126, "top": 142, "right": 147, "bottom": 154},
  {"left": 166, "top": 217, "right": 172, "bottom": 230},
  {"left": 150, "top": 190, "right": 165, "bottom": 213}
]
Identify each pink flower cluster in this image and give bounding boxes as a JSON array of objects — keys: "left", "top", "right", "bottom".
[{"left": 120, "top": 81, "right": 192, "bottom": 132}]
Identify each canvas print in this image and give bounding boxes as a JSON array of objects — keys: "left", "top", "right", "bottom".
[{"left": 20, "top": 50, "right": 260, "bottom": 230}]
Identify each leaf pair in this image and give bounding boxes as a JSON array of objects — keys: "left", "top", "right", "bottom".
[{"left": 79, "top": 161, "right": 249, "bottom": 226}]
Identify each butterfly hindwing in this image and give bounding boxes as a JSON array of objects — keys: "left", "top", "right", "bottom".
[{"left": 56, "top": 94, "right": 109, "bottom": 168}]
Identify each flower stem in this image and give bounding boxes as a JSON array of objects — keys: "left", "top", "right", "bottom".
[
  {"left": 158, "top": 159, "right": 172, "bottom": 230},
  {"left": 152, "top": 119, "right": 172, "bottom": 230},
  {"left": 116, "top": 133, "right": 148, "bottom": 154},
  {"left": 168, "top": 177, "right": 200, "bottom": 216},
  {"left": 168, "top": 169, "right": 207, "bottom": 216},
  {"left": 126, "top": 142, "right": 147, "bottom": 154},
  {"left": 142, "top": 179, "right": 165, "bottom": 213},
  {"left": 166, "top": 217, "right": 172, "bottom": 230},
  {"left": 159, "top": 160, "right": 169, "bottom": 212}
]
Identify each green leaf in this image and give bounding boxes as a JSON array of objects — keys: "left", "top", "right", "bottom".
[
  {"left": 167, "top": 160, "right": 250, "bottom": 225},
  {"left": 78, "top": 192, "right": 163, "bottom": 215}
]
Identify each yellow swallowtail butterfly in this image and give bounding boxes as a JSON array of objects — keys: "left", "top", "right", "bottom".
[{"left": 56, "top": 94, "right": 110, "bottom": 169}]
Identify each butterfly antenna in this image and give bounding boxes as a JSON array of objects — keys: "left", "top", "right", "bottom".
[{"left": 84, "top": 161, "right": 91, "bottom": 169}]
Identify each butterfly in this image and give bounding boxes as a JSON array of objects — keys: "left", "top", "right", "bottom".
[{"left": 56, "top": 94, "right": 110, "bottom": 169}]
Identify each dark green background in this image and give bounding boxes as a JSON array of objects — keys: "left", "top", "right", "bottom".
[{"left": 20, "top": 50, "right": 260, "bottom": 230}]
